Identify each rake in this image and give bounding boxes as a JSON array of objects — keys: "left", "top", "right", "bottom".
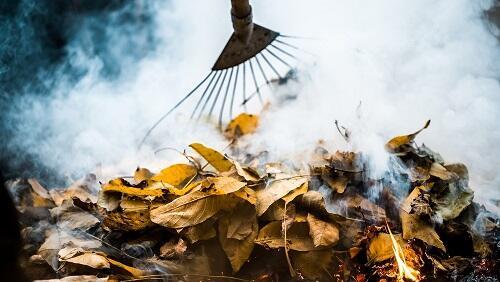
[{"left": 139, "top": 0, "right": 308, "bottom": 148}]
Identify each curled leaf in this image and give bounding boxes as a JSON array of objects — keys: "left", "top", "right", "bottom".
[
  {"left": 224, "top": 113, "right": 259, "bottom": 139},
  {"left": 189, "top": 143, "right": 234, "bottom": 172},
  {"left": 385, "top": 120, "right": 431, "bottom": 153}
]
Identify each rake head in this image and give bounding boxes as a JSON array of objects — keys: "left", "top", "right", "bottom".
[{"left": 139, "top": 16, "right": 309, "bottom": 149}]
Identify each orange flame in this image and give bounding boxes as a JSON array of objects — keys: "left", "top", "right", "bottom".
[{"left": 387, "top": 225, "right": 420, "bottom": 281}]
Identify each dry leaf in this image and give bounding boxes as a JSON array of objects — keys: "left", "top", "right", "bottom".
[
  {"left": 306, "top": 213, "right": 339, "bottom": 247},
  {"left": 385, "top": 120, "right": 431, "bottom": 153},
  {"left": 224, "top": 113, "right": 259, "bottom": 139},
  {"left": 367, "top": 232, "right": 405, "bottom": 263},
  {"left": 282, "top": 182, "right": 309, "bottom": 204},
  {"left": 255, "top": 221, "right": 317, "bottom": 251},
  {"left": 401, "top": 187, "right": 446, "bottom": 251},
  {"left": 219, "top": 206, "right": 258, "bottom": 272},
  {"left": 151, "top": 163, "right": 198, "bottom": 186},
  {"left": 150, "top": 177, "right": 244, "bottom": 229},
  {"left": 102, "top": 178, "right": 163, "bottom": 198},
  {"left": 180, "top": 219, "right": 217, "bottom": 243},
  {"left": 256, "top": 176, "right": 307, "bottom": 216},
  {"left": 429, "top": 162, "right": 456, "bottom": 181},
  {"left": 226, "top": 203, "right": 257, "bottom": 240},
  {"left": 160, "top": 238, "right": 188, "bottom": 259},
  {"left": 233, "top": 187, "right": 257, "bottom": 205},
  {"left": 291, "top": 250, "right": 333, "bottom": 280},
  {"left": 33, "top": 275, "right": 109, "bottom": 282},
  {"left": 134, "top": 167, "right": 153, "bottom": 183},
  {"left": 322, "top": 174, "right": 348, "bottom": 193},
  {"left": 189, "top": 143, "right": 233, "bottom": 172}
]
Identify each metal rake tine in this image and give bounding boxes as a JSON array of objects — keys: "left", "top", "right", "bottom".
[
  {"left": 274, "top": 39, "right": 317, "bottom": 57},
  {"left": 259, "top": 52, "right": 282, "bottom": 79},
  {"left": 208, "top": 68, "right": 229, "bottom": 118},
  {"left": 242, "top": 81, "right": 270, "bottom": 106},
  {"left": 270, "top": 43, "right": 297, "bottom": 60},
  {"left": 229, "top": 65, "right": 240, "bottom": 120},
  {"left": 248, "top": 58, "right": 263, "bottom": 104},
  {"left": 191, "top": 71, "right": 218, "bottom": 118},
  {"left": 265, "top": 48, "right": 293, "bottom": 69},
  {"left": 218, "top": 67, "right": 234, "bottom": 129},
  {"left": 138, "top": 71, "right": 214, "bottom": 149},
  {"left": 255, "top": 55, "right": 269, "bottom": 83},
  {"left": 242, "top": 63, "right": 247, "bottom": 112},
  {"left": 197, "top": 70, "right": 224, "bottom": 120}
]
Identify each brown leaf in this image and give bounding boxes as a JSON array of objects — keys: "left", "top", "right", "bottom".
[
  {"left": 226, "top": 203, "right": 257, "bottom": 240},
  {"left": 189, "top": 143, "right": 234, "bottom": 172},
  {"left": 180, "top": 218, "right": 217, "bottom": 243},
  {"left": 321, "top": 175, "right": 348, "bottom": 194},
  {"left": 160, "top": 238, "right": 188, "bottom": 259},
  {"left": 291, "top": 250, "right": 333, "bottom": 280},
  {"left": 429, "top": 162, "right": 456, "bottom": 181},
  {"left": 401, "top": 187, "right": 446, "bottom": 251},
  {"left": 218, "top": 206, "right": 258, "bottom": 272},
  {"left": 366, "top": 233, "right": 405, "bottom": 263},
  {"left": 282, "top": 182, "right": 309, "bottom": 204},
  {"left": 150, "top": 177, "right": 245, "bottom": 229},
  {"left": 256, "top": 176, "right": 307, "bottom": 216},
  {"left": 255, "top": 221, "right": 317, "bottom": 251},
  {"left": 306, "top": 213, "right": 340, "bottom": 247}
]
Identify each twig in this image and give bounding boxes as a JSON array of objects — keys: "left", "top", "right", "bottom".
[{"left": 283, "top": 202, "right": 295, "bottom": 278}]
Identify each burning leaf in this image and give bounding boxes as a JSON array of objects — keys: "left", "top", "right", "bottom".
[
  {"left": 150, "top": 177, "right": 245, "bottom": 228},
  {"left": 255, "top": 221, "right": 317, "bottom": 251},
  {"left": 401, "top": 187, "right": 446, "bottom": 251},
  {"left": 385, "top": 120, "right": 431, "bottom": 153},
  {"left": 218, "top": 205, "right": 259, "bottom": 272},
  {"left": 256, "top": 176, "right": 307, "bottom": 216},
  {"left": 134, "top": 167, "right": 153, "bottom": 182},
  {"left": 151, "top": 163, "right": 198, "bottom": 186},
  {"left": 189, "top": 143, "right": 233, "bottom": 172},
  {"left": 367, "top": 233, "right": 406, "bottom": 263},
  {"left": 306, "top": 213, "right": 339, "bottom": 247},
  {"left": 224, "top": 113, "right": 259, "bottom": 139}
]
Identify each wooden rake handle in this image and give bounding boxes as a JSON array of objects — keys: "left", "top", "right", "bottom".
[{"left": 230, "top": 0, "right": 254, "bottom": 44}]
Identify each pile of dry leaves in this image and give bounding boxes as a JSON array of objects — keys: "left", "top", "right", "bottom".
[{"left": 8, "top": 114, "right": 500, "bottom": 281}]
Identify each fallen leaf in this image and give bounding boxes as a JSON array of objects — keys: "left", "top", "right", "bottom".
[
  {"left": 256, "top": 176, "right": 307, "bottom": 216},
  {"left": 401, "top": 187, "right": 446, "bottom": 251},
  {"left": 233, "top": 187, "right": 257, "bottom": 205},
  {"left": 189, "top": 143, "right": 233, "bottom": 172},
  {"left": 321, "top": 174, "right": 348, "bottom": 193},
  {"left": 291, "top": 250, "right": 333, "bottom": 280},
  {"left": 224, "top": 113, "right": 259, "bottom": 139},
  {"left": 150, "top": 177, "right": 244, "bottom": 229},
  {"left": 429, "top": 162, "right": 456, "bottom": 181},
  {"left": 255, "top": 221, "right": 317, "bottom": 251},
  {"left": 102, "top": 178, "right": 163, "bottom": 198},
  {"left": 367, "top": 232, "right": 406, "bottom": 263},
  {"left": 226, "top": 203, "right": 257, "bottom": 240},
  {"left": 180, "top": 218, "right": 217, "bottom": 243},
  {"left": 151, "top": 164, "right": 198, "bottom": 186},
  {"left": 282, "top": 182, "right": 309, "bottom": 204},
  {"left": 33, "top": 275, "right": 109, "bottom": 282},
  {"left": 385, "top": 120, "right": 431, "bottom": 153},
  {"left": 160, "top": 238, "right": 188, "bottom": 259},
  {"left": 306, "top": 213, "right": 339, "bottom": 247},
  {"left": 134, "top": 167, "right": 153, "bottom": 183},
  {"left": 218, "top": 206, "right": 258, "bottom": 272}
]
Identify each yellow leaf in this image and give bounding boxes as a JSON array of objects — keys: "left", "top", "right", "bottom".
[
  {"left": 189, "top": 143, "right": 234, "bottom": 172},
  {"left": 224, "top": 113, "right": 259, "bottom": 139},
  {"left": 151, "top": 164, "right": 197, "bottom": 186},
  {"left": 385, "top": 120, "right": 431, "bottom": 153},
  {"left": 102, "top": 179, "right": 163, "bottom": 198},
  {"left": 134, "top": 167, "right": 153, "bottom": 183},
  {"left": 233, "top": 187, "right": 257, "bottom": 205}
]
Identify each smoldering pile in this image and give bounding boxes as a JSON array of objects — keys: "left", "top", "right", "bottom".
[{"left": 8, "top": 115, "right": 500, "bottom": 281}]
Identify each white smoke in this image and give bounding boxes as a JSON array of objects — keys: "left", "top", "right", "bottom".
[{"left": 9, "top": 0, "right": 500, "bottom": 209}]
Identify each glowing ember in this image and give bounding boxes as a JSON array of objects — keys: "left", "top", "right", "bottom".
[{"left": 387, "top": 225, "right": 420, "bottom": 281}]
